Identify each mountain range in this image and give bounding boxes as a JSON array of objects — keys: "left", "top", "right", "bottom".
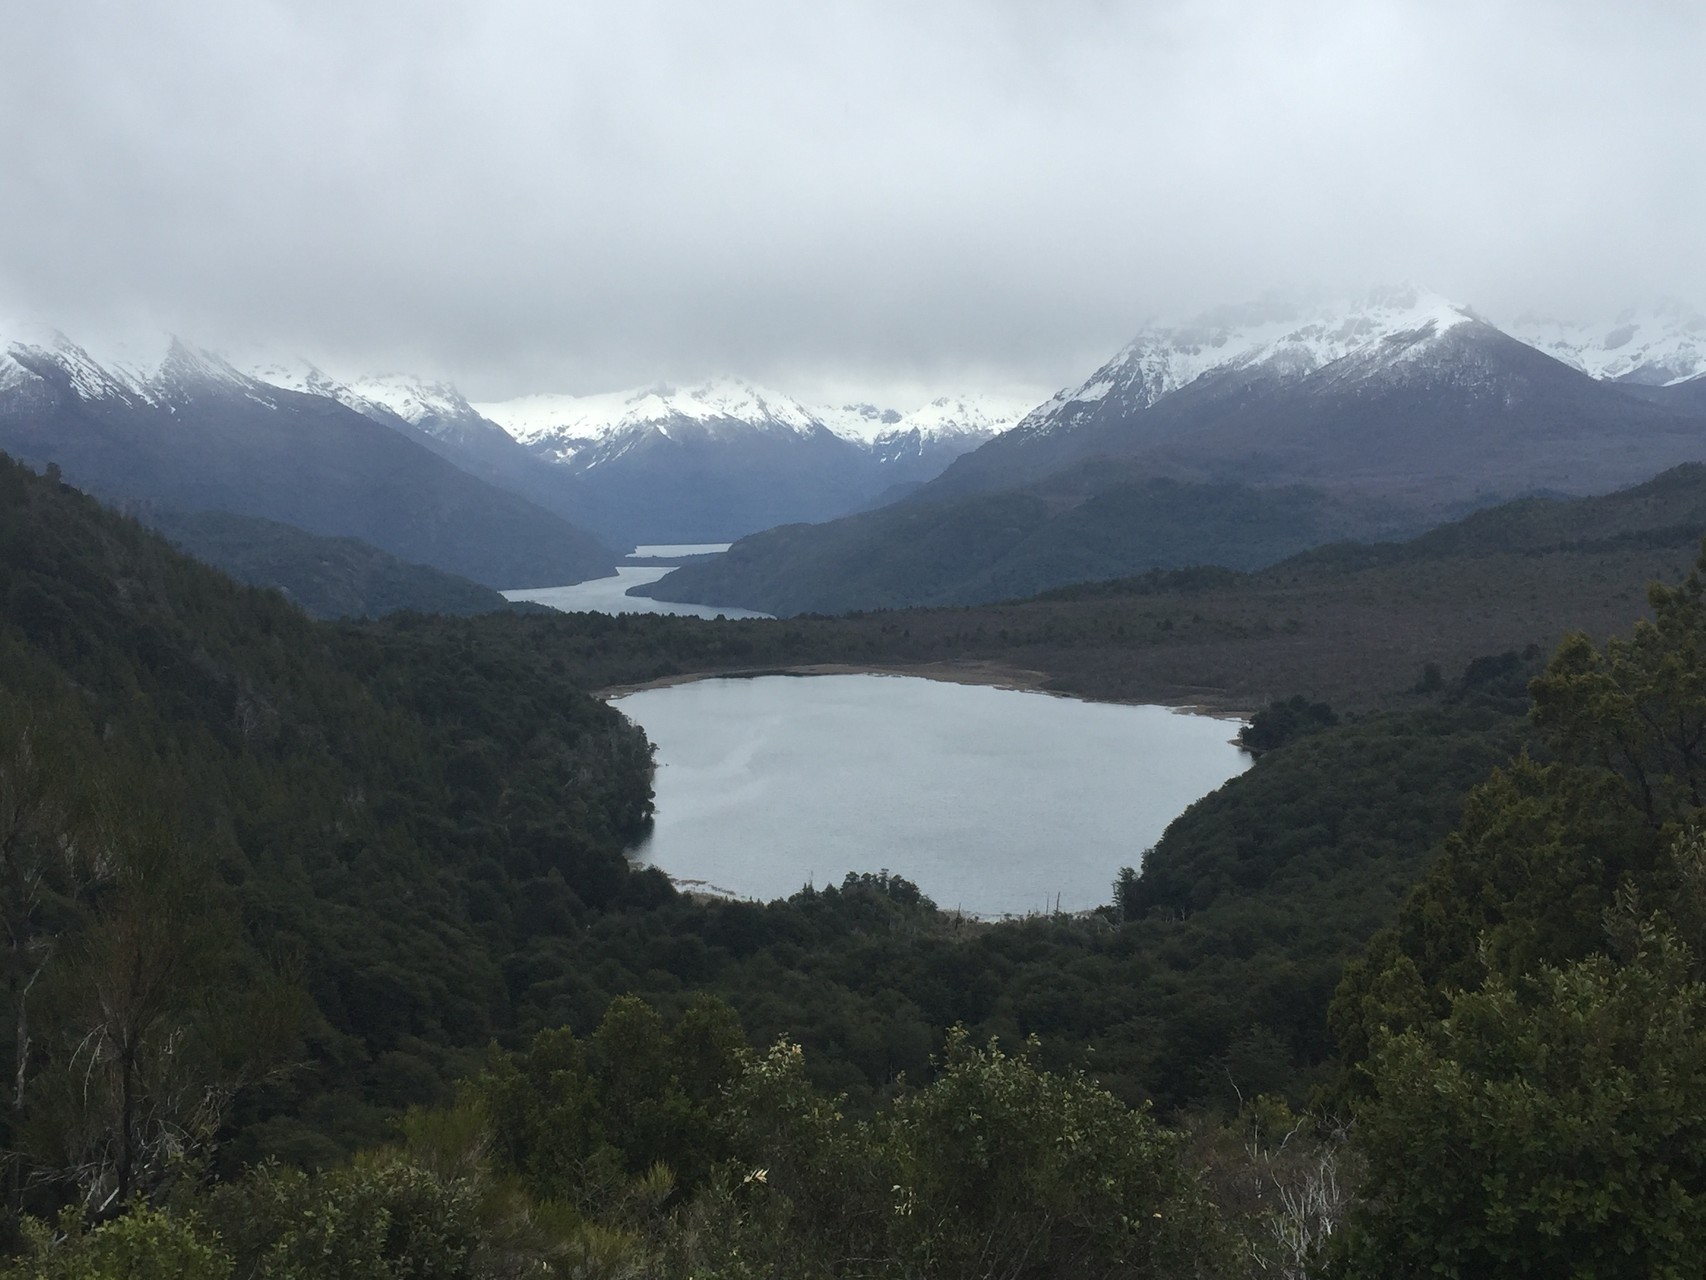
[
  {"left": 6, "top": 287, "right": 1705, "bottom": 615},
  {"left": 0, "top": 329, "right": 617, "bottom": 589},
  {"left": 0, "top": 321, "right": 1024, "bottom": 592},
  {"left": 243, "top": 358, "right": 1025, "bottom": 548},
  {"left": 641, "top": 286, "right": 1706, "bottom": 614},
  {"left": 467, "top": 378, "right": 1025, "bottom": 546}
]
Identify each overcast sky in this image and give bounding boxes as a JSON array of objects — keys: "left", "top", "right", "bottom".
[{"left": 2, "top": 0, "right": 1701, "bottom": 404}]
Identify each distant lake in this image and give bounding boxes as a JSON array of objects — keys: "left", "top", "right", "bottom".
[
  {"left": 613, "top": 674, "right": 1250, "bottom": 917},
  {"left": 503, "top": 543, "right": 771, "bottom": 620},
  {"left": 631, "top": 542, "right": 733, "bottom": 559}
]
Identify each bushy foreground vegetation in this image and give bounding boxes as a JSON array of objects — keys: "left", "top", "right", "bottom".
[{"left": 6, "top": 450, "right": 1706, "bottom": 1275}]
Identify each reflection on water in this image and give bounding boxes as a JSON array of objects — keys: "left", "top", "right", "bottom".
[{"left": 614, "top": 673, "right": 1249, "bottom": 917}]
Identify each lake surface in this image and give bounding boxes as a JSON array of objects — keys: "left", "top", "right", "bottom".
[
  {"left": 503, "top": 543, "right": 771, "bottom": 619},
  {"left": 613, "top": 674, "right": 1250, "bottom": 917},
  {"left": 631, "top": 542, "right": 733, "bottom": 558}
]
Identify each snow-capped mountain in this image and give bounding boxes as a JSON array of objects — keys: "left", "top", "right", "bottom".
[
  {"left": 929, "top": 283, "right": 1706, "bottom": 503},
  {"left": 245, "top": 357, "right": 520, "bottom": 453},
  {"left": 2, "top": 325, "right": 265, "bottom": 412},
  {"left": 1507, "top": 300, "right": 1706, "bottom": 386},
  {"left": 472, "top": 378, "right": 881, "bottom": 545},
  {"left": 644, "top": 287, "right": 1706, "bottom": 617},
  {"left": 815, "top": 401, "right": 904, "bottom": 440},
  {"left": 0, "top": 324, "right": 616, "bottom": 588},
  {"left": 843, "top": 395, "right": 1030, "bottom": 484},
  {"left": 463, "top": 377, "right": 1030, "bottom": 544},
  {"left": 817, "top": 393, "right": 1030, "bottom": 447},
  {"left": 477, "top": 377, "right": 833, "bottom": 467},
  {"left": 932, "top": 286, "right": 1480, "bottom": 494},
  {"left": 1012, "top": 284, "right": 1477, "bottom": 438},
  {"left": 478, "top": 379, "right": 1029, "bottom": 460}
]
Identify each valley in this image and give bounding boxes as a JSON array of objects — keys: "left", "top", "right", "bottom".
[
  {"left": 4, "top": 289, "right": 1706, "bottom": 1277},
  {"left": 9, "top": 6, "right": 1706, "bottom": 1270}
]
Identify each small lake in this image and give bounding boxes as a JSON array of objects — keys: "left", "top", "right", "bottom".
[
  {"left": 503, "top": 543, "right": 772, "bottom": 620},
  {"left": 613, "top": 674, "right": 1250, "bottom": 917}
]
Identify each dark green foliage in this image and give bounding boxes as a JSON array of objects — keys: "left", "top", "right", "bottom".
[
  {"left": 475, "top": 995, "right": 745, "bottom": 1208},
  {"left": 439, "top": 709, "right": 1521, "bottom": 1121},
  {"left": 1335, "top": 925, "right": 1706, "bottom": 1279},
  {"left": 199, "top": 1159, "right": 484, "bottom": 1280},
  {"left": 1331, "top": 548, "right": 1706, "bottom": 1089},
  {"left": 3, "top": 1206, "right": 230, "bottom": 1280},
  {"left": 0, "top": 453, "right": 659, "bottom": 1194},
  {"left": 15, "top": 436, "right": 1706, "bottom": 1271},
  {"left": 871, "top": 1030, "right": 1227, "bottom": 1279},
  {"left": 1237, "top": 695, "right": 1337, "bottom": 753},
  {"left": 1326, "top": 544, "right": 1706, "bottom": 1271}
]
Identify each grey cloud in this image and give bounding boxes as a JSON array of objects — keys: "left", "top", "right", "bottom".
[{"left": 2, "top": 0, "right": 1701, "bottom": 402}]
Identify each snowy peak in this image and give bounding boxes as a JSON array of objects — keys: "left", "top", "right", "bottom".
[
  {"left": 815, "top": 401, "right": 903, "bottom": 441},
  {"left": 1508, "top": 300, "right": 1706, "bottom": 386},
  {"left": 151, "top": 338, "right": 259, "bottom": 402},
  {"left": 476, "top": 376, "right": 825, "bottom": 451},
  {"left": 242, "top": 357, "right": 515, "bottom": 452},
  {"left": 340, "top": 372, "right": 501, "bottom": 439},
  {"left": 1031, "top": 285, "right": 1479, "bottom": 428},
  {"left": 820, "top": 393, "right": 1034, "bottom": 445},
  {"left": 891, "top": 393, "right": 1033, "bottom": 439},
  {"left": 3, "top": 326, "right": 268, "bottom": 409},
  {"left": 3, "top": 329, "right": 145, "bottom": 405}
]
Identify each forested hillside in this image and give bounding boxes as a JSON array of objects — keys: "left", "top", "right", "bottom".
[
  {"left": 7, "top": 450, "right": 1706, "bottom": 1276},
  {"left": 638, "top": 473, "right": 1409, "bottom": 616},
  {"left": 141, "top": 506, "right": 515, "bottom": 619},
  {"left": 0, "top": 453, "right": 656, "bottom": 1203}
]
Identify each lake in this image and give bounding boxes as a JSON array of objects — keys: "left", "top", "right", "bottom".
[
  {"left": 613, "top": 673, "right": 1250, "bottom": 917},
  {"left": 502, "top": 543, "right": 772, "bottom": 619}
]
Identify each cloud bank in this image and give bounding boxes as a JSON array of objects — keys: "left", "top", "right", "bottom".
[{"left": 2, "top": 0, "right": 1700, "bottom": 401}]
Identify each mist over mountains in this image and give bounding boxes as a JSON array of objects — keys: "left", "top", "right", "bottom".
[
  {"left": 0, "top": 322, "right": 1028, "bottom": 575},
  {"left": 643, "top": 287, "right": 1706, "bottom": 614},
  {"left": 0, "top": 329, "right": 617, "bottom": 590},
  {"left": 3, "top": 286, "right": 1704, "bottom": 616}
]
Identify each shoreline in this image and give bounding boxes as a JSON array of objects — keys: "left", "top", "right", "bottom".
[{"left": 597, "top": 660, "right": 1253, "bottom": 722}]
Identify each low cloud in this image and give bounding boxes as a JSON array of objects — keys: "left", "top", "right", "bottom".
[{"left": 3, "top": 0, "right": 1701, "bottom": 403}]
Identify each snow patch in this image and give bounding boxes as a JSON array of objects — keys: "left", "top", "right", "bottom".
[
  {"left": 1507, "top": 299, "right": 1706, "bottom": 385},
  {"left": 1021, "top": 284, "right": 1479, "bottom": 435}
]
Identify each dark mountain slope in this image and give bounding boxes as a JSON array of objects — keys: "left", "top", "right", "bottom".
[
  {"left": 644, "top": 308, "right": 1706, "bottom": 616},
  {"left": 638, "top": 472, "right": 1412, "bottom": 616},
  {"left": 931, "top": 319, "right": 1706, "bottom": 503},
  {"left": 1271, "top": 461, "right": 1706, "bottom": 573},
  {"left": 0, "top": 339, "right": 616, "bottom": 588},
  {"left": 142, "top": 507, "right": 513, "bottom": 619},
  {"left": 1623, "top": 372, "right": 1706, "bottom": 416},
  {"left": 551, "top": 418, "right": 880, "bottom": 547},
  {"left": 0, "top": 452, "right": 657, "bottom": 1166}
]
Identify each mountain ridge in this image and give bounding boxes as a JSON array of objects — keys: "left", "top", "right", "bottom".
[
  {"left": 0, "top": 331, "right": 619, "bottom": 589},
  {"left": 643, "top": 286, "right": 1706, "bottom": 614}
]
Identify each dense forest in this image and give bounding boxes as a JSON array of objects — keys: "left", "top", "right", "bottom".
[{"left": 5, "top": 450, "right": 1706, "bottom": 1275}]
